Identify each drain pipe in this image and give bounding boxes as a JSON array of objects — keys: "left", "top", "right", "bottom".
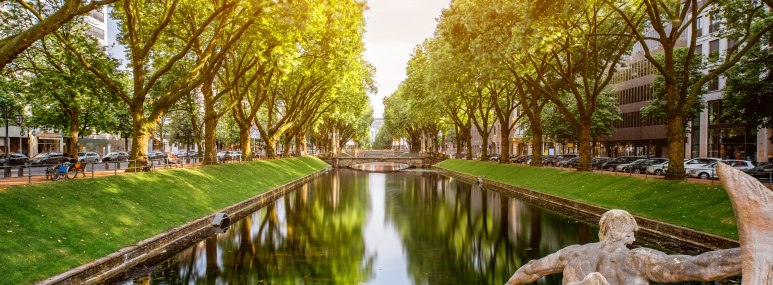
[{"left": 211, "top": 213, "right": 230, "bottom": 234}]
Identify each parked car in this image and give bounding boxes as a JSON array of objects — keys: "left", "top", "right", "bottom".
[
  {"left": 687, "top": 162, "right": 720, "bottom": 179},
  {"left": 148, "top": 151, "right": 165, "bottom": 160},
  {"left": 744, "top": 163, "right": 773, "bottom": 183},
  {"left": 0, "top": 153, "right": 29, "bottom": 166},
  {"left": 102, "top": 151, "right": 129, "bottom": 162},
  {"left": 558, "top": 157, "right": 580, "bottom": 168},
  {"left": 544, "top": 154, "right": 578, "bottom": 166},
  {"left": 684, "top": 157, "right": 721, "bottom": 171},
  {"left": 622, "top": 158, "right": 669, "bottom": 174},
  {"left": 175, "top": 151, "right": 187, "bottom": 158},
  {"left": 601, "top": 156, "right": 646, "bottom": 172},
  {"left": 29, "top": 152, "right": 69, "bottom": 166},
  {"left": 187, "top": 151, "right": 198, "bottom": 159},
  {"left": 216, "top": 151, "right": 229, "bottom": 161},
  {"left": 645, "top": 159, "right": 670, "bottom": 175},
  {"left": 488, "top": 154, "right": 501, "bottom": 161},
  {"left": 720, "top": 159, "right": 755, "bottom": 171},
  {"left": 77, "top": 152, "right": 101, "bottom": 163},
  {"left": 511, "top": 155, "right": 530, "bottom": 164},
  {"left": 591, "top": 157, "right": 612, "bottom": 169}
]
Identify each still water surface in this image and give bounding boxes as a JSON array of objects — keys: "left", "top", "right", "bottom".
[{"left": 123, "top": 167, "right": 599, "bottom": 284}]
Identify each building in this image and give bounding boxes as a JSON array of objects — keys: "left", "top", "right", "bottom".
[
  {"left": 468, "top": 109, "right": 535, "bottom": 158},
  {"left": 370, "top": 118, "right": 384, "bottom": 144},
  {"left": 600, "top": 7, "right": 772, "bottom": 163}
]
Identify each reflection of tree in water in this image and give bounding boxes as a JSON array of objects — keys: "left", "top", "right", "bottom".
[
  {"left": 138, "top": 170, "right": 374, "bottom": 284},
  {"left": 385, "top": 173, "right": 596, "bottom": 285}
]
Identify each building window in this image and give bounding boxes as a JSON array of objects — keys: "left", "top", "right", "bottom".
[
  {"left": 709, "top": 40, "right": 720, "bottom": 61},
  {"left": 710, "top": 14, "right": 721, "bottom": 33},
  {"left": 708, "top": 70, "right": 719, "bottom": 91},
  {"left": 696, "top": 17, "right": 703, "bottom": 37}
]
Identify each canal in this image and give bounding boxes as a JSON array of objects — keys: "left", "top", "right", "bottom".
[{"left": 121, "top": 167, "right": 600, "bottom": 284}]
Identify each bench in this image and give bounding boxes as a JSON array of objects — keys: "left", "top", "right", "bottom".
[{"left": 70, "top": 163, "right": 87, "bottom": 178}]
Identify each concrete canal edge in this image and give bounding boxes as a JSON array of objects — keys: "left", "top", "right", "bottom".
[
  {"left": 38, "top": 167, "right": 332, "bottom": 285},
  {"left": 433, "top": 166, "right": 739, "bottom": 252}
]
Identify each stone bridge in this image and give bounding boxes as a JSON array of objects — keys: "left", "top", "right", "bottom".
[{"left": 320, "top": 156, "right": 444, "bottom": 169}]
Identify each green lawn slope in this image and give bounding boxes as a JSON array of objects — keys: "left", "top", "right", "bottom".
[
  {"left": 436, "top": 159, "right": 737, "bottom": 240},
  {"left": 0, "top": 157, "right": 328, "bottom": 285}
]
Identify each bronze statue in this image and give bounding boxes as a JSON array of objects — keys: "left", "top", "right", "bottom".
[{"left": 507, "top": 162, "right": 773, "bottom": 285}]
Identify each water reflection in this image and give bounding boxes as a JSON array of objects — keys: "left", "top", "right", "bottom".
[
  {"left": 350, "top": 162, "right": 411, "bottom": 172},
  {"left": 121, "top": 170, "right": 597, "bottom": 285}
]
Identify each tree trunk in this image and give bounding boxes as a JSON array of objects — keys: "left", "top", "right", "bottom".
[
  {"left": 665, "top": 113, "right": 686, "bottom": 180},
  {"left": 500, "top": 125, "right": 510, "bottom": 163},
  {"left": 296, "top": 133, "right": 307, "bottom": 156},
  {"left": 480, "top": 134, "right": 489, "bottom": 161},
  {"left": 69, "top": 119, "right": 79, "bottom": 159},
  {"left": 530, "top": 116, "right": 543, "bottom": 167},
  {"left": 203, "top": 108, "right": 218, "bottom": 165},
  {"left": 455, "top": 127, "right": 463, "bottom": 158},
  {"left": 239, "top": 126, "right": 252, "bottom": 161},
  {"left": 577, "top": 122, "right": 592, "bottom": 171},
  {"left": 128, "top": 120, "right": 152, "bottom": 170},
  {"left": 465, "top": 132, "right": 473, "bottom": 160},
  {"left": 264, "top": 136, "right": 278, "bottom": 159}
]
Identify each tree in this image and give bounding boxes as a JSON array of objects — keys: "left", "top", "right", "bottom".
[
  {"left": 723, "top": 42, "right": 773, "bottom": 135},
  {"left": 607, "top": 0, "right": 773, "bottom": 179},
  {"left": 0, "top": 0, "right": 119, "bottom": 71},
  {"left": 11, "top": 18, "right": 126, "bottom": 156},
  {"left": 520, "top": 1, "right": 633, "bottom": 171}
]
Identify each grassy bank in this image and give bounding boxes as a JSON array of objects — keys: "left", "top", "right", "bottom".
[
  {"left": 436, "top": 159, "right": 737, "bottom": 240},
  {"left": 0, "top": 157, "right": 328, "bottom": 284}
]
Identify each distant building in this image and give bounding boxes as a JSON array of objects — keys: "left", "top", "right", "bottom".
[{"left": 370, "top": 118, "right": 384, "bottom": 144}]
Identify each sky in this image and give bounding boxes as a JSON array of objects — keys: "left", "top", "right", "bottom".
[{"left": 363, "top": 0, "right": 451, "bottom": 118}]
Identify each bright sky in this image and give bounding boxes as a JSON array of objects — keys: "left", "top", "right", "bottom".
[{"left": 363, "top": 0, "right": 451, "bottom": 118}]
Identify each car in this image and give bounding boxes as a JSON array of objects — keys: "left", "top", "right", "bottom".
[
  {"left": 148, "top": 151, "right": 166, "bottom": 160},
  {"left": 77, "top": 152, "right": 101, "bottom": 163},
  {"left": 229, "top": 150, "right": 242, "bottom": 160},
  {"left": 488, "top": 154, "right": 501, "bottom": 161},
  {"left": 645, "top": 159, "right": 670, "bottom": 175},
  {"left": 684, "top": 157, "right": 721, "bottom": 171},
  {"left": 102, "top": 151, "right": 129, "bottom": 162},
  {"left": 29, "top": 152, "right": 69, "bottom": 166},
  {"left": 744, "top": 163, "right": 773, "bottom": 183},
  {"left": 544, "top": 154, "right": 578, "bottom": 166},
  {"left": 601, "top": 156, "right": 647, "bottom": 172},
  {"left": 175, "top": 151, "right": 187, "bottom": 158},
  {"left": 591, "top": 157, "right": 612, "bottom": 169},
  {"left": 0, "top": 153, "right": 29, "bottom": 166},
  {"left": 686, "top": 162, "right": 720, "bottom": 179},
  {"left": 617, "top": 158, "right": 648, "bottom": 172},
  {"left": 622, "top": 158, "right": 669, "bottom": 174},
  {"left": 187, "top": 151, "right": 198, "bottom": 159},
  {"left": 720, "top": 159, "right": 755, "bottom": 171}
]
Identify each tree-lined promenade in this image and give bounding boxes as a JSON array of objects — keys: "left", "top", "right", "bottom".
[
  {"left": 378, "top": 0, "right": 773, "bottom": 180},
  {"left": 1, "top": 0, "right": 374, "bottom": 167}
]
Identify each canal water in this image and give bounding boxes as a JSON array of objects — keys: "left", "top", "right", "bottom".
[{"left": 121, "top": 166, "right": 599, "bottom": 284}]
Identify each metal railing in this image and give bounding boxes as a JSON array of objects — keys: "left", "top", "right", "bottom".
[{"left": 0, "top": 153, "right": 281, "bottom": 185}]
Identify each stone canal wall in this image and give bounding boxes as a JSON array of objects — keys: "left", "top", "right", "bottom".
[
  {"left": 434, "top": 167, "right": 739, "bottom": 252},
  {"left": 39, "top": 167, "right": 331, "bottom": 285}
]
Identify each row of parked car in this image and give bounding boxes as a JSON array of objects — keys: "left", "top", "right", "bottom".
[{"left": 497, "top": 153, "right": 773, "bottom": 183}]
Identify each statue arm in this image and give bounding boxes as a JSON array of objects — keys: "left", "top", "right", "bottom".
[
  {"left": 506, "top": 251, "right": 564, "bottom": 285},
  {"left": 636, "top": 247, "right": 741, "bottom": 282}
]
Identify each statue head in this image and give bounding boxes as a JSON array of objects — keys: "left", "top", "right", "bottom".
[{"left": 598, "top": 210, "right": 638, "bottom": 245}]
